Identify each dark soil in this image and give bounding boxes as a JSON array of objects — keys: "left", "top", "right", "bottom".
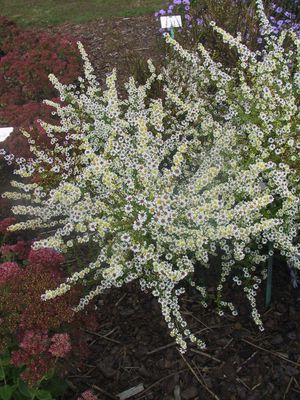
[
  {"left": 7, "top": 15, "right": 300, "bottom": 400},
  {"left": 64, "top": 265, "right": 300, "bottom": 400}
]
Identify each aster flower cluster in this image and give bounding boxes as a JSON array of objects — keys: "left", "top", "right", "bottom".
[
  {"left": 3, "top": 0, "right": 299, "bottom": 352},
  {"left": 257, "top": 1, "right": 300, "bottom": 43}
]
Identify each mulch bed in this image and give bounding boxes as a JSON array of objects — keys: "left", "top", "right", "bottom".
[
  {"left": 36, "top": 15, "right": 165, "bottom": 89},
  {"left": 10, "top": 15, "right": 300, "bottom": 400},
  {"left": 64, "top": 264, "right": 300, "bottom": 400}
]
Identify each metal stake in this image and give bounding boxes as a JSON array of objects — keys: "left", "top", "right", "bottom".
[
  {"left": 170, "top": 27, "right": 175, "bottom": 39},
  {"left": 265, "top": 241, "right": 274, "bottom": 307}
]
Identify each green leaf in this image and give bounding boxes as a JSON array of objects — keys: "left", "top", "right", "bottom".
[
  {"left": 18, "top": 380, "right": 32, "bottom": 398},
  {"left": 0, "top": 368, "right": 5, "bottom": 381},
  {"left": 35, "top": 389, "right": 53, "bottom": 400},
  {"left": 43, "top": 368, "right": 55, "bottom": 381},
  {"left": 43, "top": 377, "right": 67, "bottom": 397},
  {"left": 0, "top": 385, "right": 16, "bottom": 400},
  {"left": 12, "top": 392, "right": 26, "bottom": 400},
  {"left": 0, "top": 356, "right": 10, "bottom": 367}
]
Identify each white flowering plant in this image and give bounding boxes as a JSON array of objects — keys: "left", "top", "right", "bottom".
[{"left": 2, "top": 0, "right": 299, "bottom": 352}]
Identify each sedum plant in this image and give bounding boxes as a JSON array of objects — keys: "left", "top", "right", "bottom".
[{"left": 2, "top": 0, "right": 299, "bottom": 352}]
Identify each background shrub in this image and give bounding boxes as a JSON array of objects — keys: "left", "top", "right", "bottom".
[
  {"left": 0, "top": 16, "right": 19, "bottom": 57},
  {"left": 0, "top": 19, "right": 82, "bottom": 159}
]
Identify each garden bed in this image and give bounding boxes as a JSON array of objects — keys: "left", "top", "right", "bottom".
[{"left": 1, "top": 3, "right": 300, "bottom": 400}]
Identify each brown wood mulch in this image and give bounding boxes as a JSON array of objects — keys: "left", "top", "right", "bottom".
[
  {"left": 37, "top": 15, "right": 165, "bottom": 89},
  {"left": 30, "top": 16, "right": 300, "bottom": 400},
  {"left": 64, "top": 266, "right": 300, "bottom": 400}
]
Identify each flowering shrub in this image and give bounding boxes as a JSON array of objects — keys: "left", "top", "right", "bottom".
[
  {"left": 3, "top": 0, "right": 299, "bottom": 352},
  {"left": 0, "top": 21, "right": 82, "bottom": 159}
]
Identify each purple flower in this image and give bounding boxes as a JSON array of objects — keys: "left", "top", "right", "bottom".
[
  {"left": 173, "top": 0, "right": 182, "bottom": 4},
  {"left": 183, "top": 0, "right": 190, "bottom": 4},
  {"left": 284, "top": 11, "right": 294, "bottom": 19},
  {"left": 159, "top": 9, "right": 166, "bottom": 15},
  {"left": 275, "top": 6, "right": 283, "bottom": 13},
  {"left": 168, "top": 5, "right": 174, "bottom": 14},
  {"left": 184, "top": 6, "right": 190, "bottom": 11},
  {"left": 196, "top": 17, "right": 204, "bottom": 26},
  {"left": 257, "top": 37, "right": 263, "bottom": 43},
  {"left": 185, "top": 14, "right": 192, "bottom": 21}
]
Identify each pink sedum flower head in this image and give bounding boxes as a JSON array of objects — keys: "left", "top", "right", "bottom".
[
  {"left": 19, "top": 330, "right": 49, "bottom": 356},
  {"left": 28, "top": 248, "right": 64, "bottom": 269},
  {"left": 77, "top": 390, "right": 98, "bottom": 400},
  {"left": 49, "top": 333, "right": 72, "bottom": 358},
  {"left": 0, "top": 261, "right": 21, "bottom": 284},
  {"left": 0, "top": 217, "right": 16, "bottom": 234}
]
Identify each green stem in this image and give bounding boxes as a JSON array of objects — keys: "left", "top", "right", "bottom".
[{"left": 0, "top": 359, "right": 6, "bottom": 385}]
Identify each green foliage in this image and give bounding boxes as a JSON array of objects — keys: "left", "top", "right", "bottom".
[
  {"left": 0, "top": 353, "right": 66, "bottom": 400},
  {"left": 0, "top": 0, "right": 168, "bottom": 27}
]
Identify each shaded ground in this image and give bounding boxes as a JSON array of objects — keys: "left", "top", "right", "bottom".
[{"left": 64, "top": 265, "right": 300, "bottom": 400}]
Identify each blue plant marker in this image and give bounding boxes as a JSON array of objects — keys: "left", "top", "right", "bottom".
[
  {"left": 170, "top": 27, "right": 175, "bottom": 39},
  {"left": 265, "top": 241, "right": 274, "bottom": 307}
]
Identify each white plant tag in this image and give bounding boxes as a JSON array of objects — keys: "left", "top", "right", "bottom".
[
  {"left": 0, "top": 127, "right": 13, "bottom": 142},
  {"left": 160, "top": 15, "right": 182, "bottom": 29}
]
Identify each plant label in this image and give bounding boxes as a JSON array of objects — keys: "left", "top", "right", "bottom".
[
  {"left": 160, "top": 15, "right": 182, "bottom": 29},
  {"left": 0, "top": 127, "right": 13, "bottom": 142}
]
